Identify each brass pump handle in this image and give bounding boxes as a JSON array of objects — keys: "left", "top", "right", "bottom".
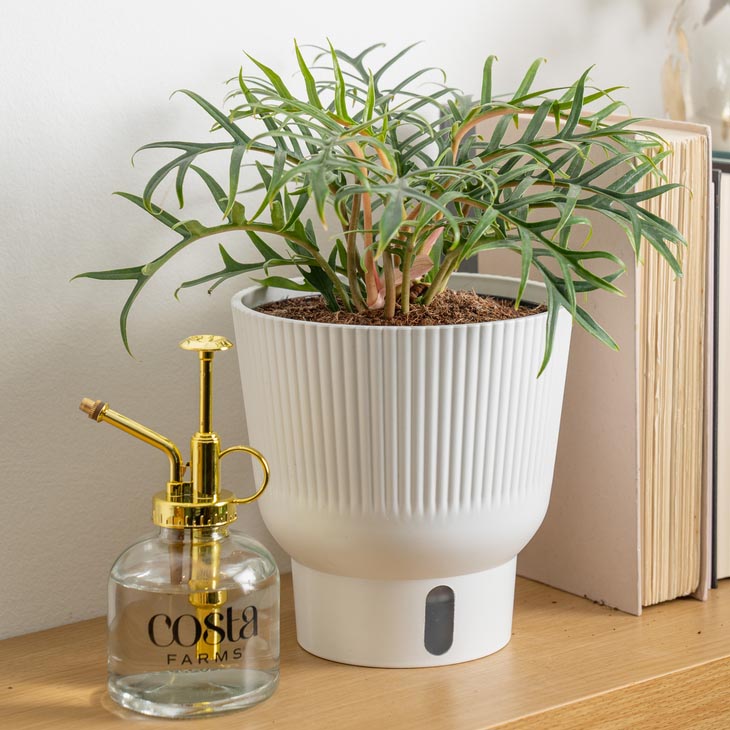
[
  {"left": 219, "top": 445, "right": 270, "bottom": 504},
  {"left": 179, "top": 335, "right": 234, "bottom": 436}
]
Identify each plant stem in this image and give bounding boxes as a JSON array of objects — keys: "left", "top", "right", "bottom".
[
  {"left": 422, "top": 249, "right": 460, "bottom": 306},
  {"left": 347, "top": 140, "right": 381, "bottom": 307},
  {"left": 382, "top": 251, "right": 396, "bottom": 319},
  {"left": 362, "top": 193, "right": 379, "bottom": 306},
  {"left": 345, "top": 194, "right": 366, "bottom": 312},
  {"left": 400, "top": 237, "right": 414, "bottom": 316}
]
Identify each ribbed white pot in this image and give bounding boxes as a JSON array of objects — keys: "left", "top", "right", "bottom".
[{"left": 231, "top": 273, "right": 571, "bottom": 667}]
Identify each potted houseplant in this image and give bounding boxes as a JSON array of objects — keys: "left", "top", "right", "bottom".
[{"left": 77, "top": 43, "right": 684, "bottom": 667}]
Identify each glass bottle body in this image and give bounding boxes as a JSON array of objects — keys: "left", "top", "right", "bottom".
[{"left": 108, "top": 525, "right": 279, "bottom": 718}]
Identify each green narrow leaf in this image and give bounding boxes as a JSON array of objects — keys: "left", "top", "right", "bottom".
[
  {"left": 72, "top": 265, "right": 144, "bottom": 282},
  {"left": 519, "top": 99, "right": 553, "bottom": 144},
  {"left": 174, "top": 158, "right": 193, "bottom": 207},
  {"left": 284, "top": 190, "right": 310, "bottom": 229},
  {"left": 556, "top": 66, "right": 592, "bottom": 139},
  {"left": 191, "top": 165, "right": 228, "bottom": 217},
  {"left": 535, "top": 260, "right": 619, "bottom": 351},
  {"left": 571, "top": 303, "right": 619, "bottom": 349},
  {"left": 465, "top": 206, "right": 499, "bottom": 247},
  {"left": 590, "top": 100, "right": 626, "bottom": 124},
  {"left": 237, "top": 68, "right": 291, "bottom": 154},
  {"left": 118, "top": 278, "right": 148, "bottom": 356},
  {"left": 225, "top": 144, "right": 246, "bottom": 218},
  {"left": 539, "top": 244, "right": 625, "bottom": 295},
  {"left": 447, "top": 99, "right": 464, "bottom": 124},
  {"left": 141, "top": 153, "right": 193, "bottom": 211},
  {"left": 537, "top": 283, "right": 559, "bottom": 376},
  {"left": 610, "top": 183, "right": 680, "bottom": 204},
  {"left": 299, "top": 265, "right": 339, "bottom": 309},
  {"left": 282, "top": 186, "right": 294, "bottom": 219},
  {"left": 512, "top": 58, "right": 545, "bottom": 101},
  {"left": 486, "top": 113, "right": 517, "bottom": 154},
  {"left": 553, "top": 184, "right": 581, "bottom": 240},
  {"left": 565, "top": 150, "right": 588, "bottom": 179},
  {"left": 304, "top": 219, "right": 318, "bottom": 246},
  {"left": 254, "top": 276, "right": 317, "bottom": 292},
  {"left": 621, "top": 204, "right": 643, "bottom": 257},
  {"left": 644, "top": 231, "right": 683, "bottom": 275},
  {"left": 114, "top": 192, "right": 186, "bottom": 233},
  {"left": 330, "top": 42, "right": 385, "bottom": 83},
  {"left": 364, "top": 71, "right": 376, "bottom": 123},
  {"left": 244, "top": 52, "right": 293, "bottom": 99},
  {"left": 75, "top": 266, "right": 149, "bottom": 356},
  {"left": 552, "top": 252, "right": 576, "bottom": 315},
  {"left": 255, "top": 160, "right": 272, "bottom": 188},
  {"left": 176, "top": 244, "right": 265, "bottom": 294},
  {"left": 218, "top": 243, "right": 241, "bottom": 269},
  {"left": 516, "top": 226, "right": 533, "bottom": 307},
  {"left": 572, "top": 152, "right": 639, "bottom": 186},
  {"left": 379, "top": 186, "right": 405, "bottom": 251},
  {"left": 173, "top": 89, "right": 250, "bottom": 144},
  {"left": 328, "top": 242, "right": 339, "bottom": 269},
  {"left": 372, "top": 42, "right": 422, "bottom": 84},
  {"left": 271, "top": 147, "right": 287, "bottom": 189},
  {"left": 329, "top": 40, "right": 354, "bottom": 122},
  {"left": 607, "top": 151, "right": 672, "bottom": 194},
  {"left": 481, "top": 55, "right": 497, "bottom": 105},
  {"left": 335, "top": 238, "right": 348, "bottom": 270},
  {"left": 270, "top": 199, "right": 285, "bottom": 229},
  {"left": 294, "top": 40, "right": 322, "bottom": 109},
  {"left": 247, "top": 230, "right": 280, "bottom": 261},
  {"left": 311, "top": 164, "right": 330, "bottom": 225}
]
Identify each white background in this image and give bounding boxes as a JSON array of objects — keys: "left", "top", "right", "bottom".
[{"left": 0, "top": 0, "right": 674, "bottom": 638}]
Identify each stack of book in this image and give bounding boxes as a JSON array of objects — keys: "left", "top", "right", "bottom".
[
  {"left": 479, "top": 118, "right": 713, "bottom": 614},
  {"left": 713, "top": 157, "right": 730, "bottom": 584}
]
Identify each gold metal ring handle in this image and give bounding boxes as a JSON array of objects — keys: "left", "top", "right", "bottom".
[{"left": 219, "top": 445, "right": 270, "bottom": 504}]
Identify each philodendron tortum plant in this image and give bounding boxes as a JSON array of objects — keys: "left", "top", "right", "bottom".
[{"left": 77, "top": 42, "right": 684, "bottom": 370}]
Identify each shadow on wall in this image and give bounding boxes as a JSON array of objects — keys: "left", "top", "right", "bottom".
[{"left": 585, "top": 0, "right": 674, "bottom": 27}]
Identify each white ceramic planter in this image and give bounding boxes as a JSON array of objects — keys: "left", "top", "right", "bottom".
[{"left": 231, "top": 273, "right": 572, "bottom": 667}]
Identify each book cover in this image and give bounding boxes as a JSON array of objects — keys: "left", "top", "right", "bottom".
[{"left": 478, "top": 118, "right": 712, "bottom": 613}]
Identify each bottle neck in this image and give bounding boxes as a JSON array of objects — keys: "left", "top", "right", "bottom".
[{"left": 159, "top": 525, "right": 230, "bottom": 543}]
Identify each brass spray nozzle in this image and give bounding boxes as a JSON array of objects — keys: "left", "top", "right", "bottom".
[
  {"left": 79, "top": 397, "right": 106, "bottom": 420},
  {"left": 79, "top": 398, "right": 184, "bottom": 483}
]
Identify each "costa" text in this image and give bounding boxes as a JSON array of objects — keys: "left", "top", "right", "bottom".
[{"left": 148, "top": 606, "right": 258, "bottom": 647}]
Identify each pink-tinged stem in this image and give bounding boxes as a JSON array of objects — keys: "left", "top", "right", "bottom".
[
  {"left": 346, "top": 140, "right": 382, "bottom": 308},
  {"left": 362, "top": 192, "right": 380, "bottom": 307}
]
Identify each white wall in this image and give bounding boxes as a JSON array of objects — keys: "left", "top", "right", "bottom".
[{"left": 0, "top": 0, "right": 674, "bottom": 639}]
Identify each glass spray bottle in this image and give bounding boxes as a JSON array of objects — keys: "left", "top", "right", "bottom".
[{"left": 79, "top": 335, "right": 279, "bottom": 718}]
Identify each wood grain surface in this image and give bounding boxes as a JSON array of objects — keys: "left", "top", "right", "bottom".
[
  {"left": 1, "top": 576, "right": 728, "bottom": 730},
  {"left": 499, "top": 658, "right": 730, "bottom": 729}
]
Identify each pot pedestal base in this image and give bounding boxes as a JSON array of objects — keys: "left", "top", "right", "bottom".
[{"left": 291, "top": 558, "right": 516, "bottom": 667}]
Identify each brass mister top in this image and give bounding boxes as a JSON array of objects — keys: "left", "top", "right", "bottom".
[{"left": 79, "top": 335, "right": 269, "bottom": 529}]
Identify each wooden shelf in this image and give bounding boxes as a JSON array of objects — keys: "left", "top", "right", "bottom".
[{"left": 3, "top": 575, "right": 730, "bottom": 729}]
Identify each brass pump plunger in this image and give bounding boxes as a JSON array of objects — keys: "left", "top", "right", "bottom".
[{"left": 79, "top": 334, "right": 270, "bottom": 658}]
